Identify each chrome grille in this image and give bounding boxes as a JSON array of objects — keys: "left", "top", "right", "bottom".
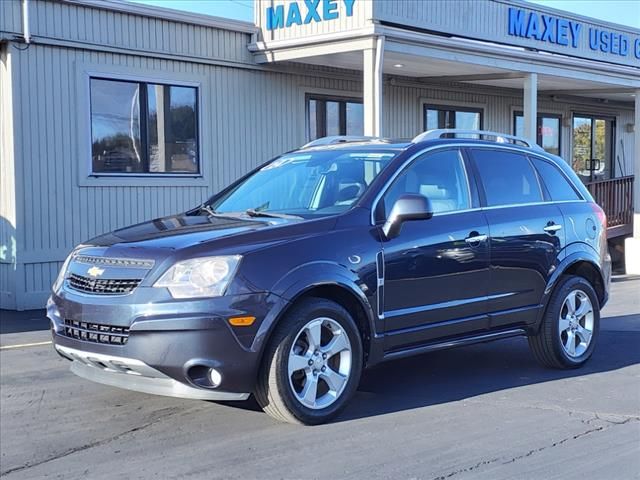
[
  {"left": 67, "top": 273, "right": 141, "bottom": 295},
  {"left": 63, "top": 319, "right": 130, "bottom": 345},
  {"left": 73, "top": 255, "right": 154, "bottom": 269}
]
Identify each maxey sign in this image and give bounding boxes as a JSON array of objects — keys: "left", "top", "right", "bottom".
[
  {"left": 266, "top": 0, "right": 356, "bottom": 30},
  {"left": 508, "top": 7, "right": 640, "bottom": 61}
]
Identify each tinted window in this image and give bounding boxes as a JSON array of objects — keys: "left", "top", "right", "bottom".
[
  {"left": 532, "top": 158, "right": 580, "bottom": 201},
  {"left": 382, "top": 149, "right": 471, "bottom": 217},
  {"left": 91, "top": 78, "right": 198, "bottom": 175},
  {"left": 471, "top": 149, "right": 542, "bottom": 207}
]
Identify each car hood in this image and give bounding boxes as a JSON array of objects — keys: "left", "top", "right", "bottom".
[{"left": 82, "top": 212, "right": 338, "bottom": 260}]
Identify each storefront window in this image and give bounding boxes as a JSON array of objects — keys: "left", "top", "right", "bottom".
[
  {"left": 571, "top": 115, "right": 615, "bottom": 182},
  {"left": 424, "top": 105, "right": 483, "bottom": 131},
  {"left": 307, "top": 95, "right": 364, "bottom": 140},
  {"left": 514, "top": 112, "right": 561, "bottom": 156},
  {"left": 91, "top": 78, "right": 199, "bottom": 175}
]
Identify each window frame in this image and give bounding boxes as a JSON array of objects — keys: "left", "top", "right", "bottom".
[
  {"left": 423, "top": 103, "right": 484, "bottom": 131},
  {"left": 512, "top": 111, "right": 562, "bottom": 156},
  {"left": 89, "top": 76, "right": 200, "bottom": 177},
  {"left": 305, "top": 93, "right": 363, "bottom": 141}
]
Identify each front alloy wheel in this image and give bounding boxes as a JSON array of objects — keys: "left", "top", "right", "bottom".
[
  {"left": 288, "top": 318, "right": 352, "bottom": 410},
  {"left": 255, "top": 298, "right": 363, "bottom": 425}
]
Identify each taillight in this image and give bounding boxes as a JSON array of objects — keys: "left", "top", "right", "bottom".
[{"left": 590, "top": 202, "right": 607, "bottom": 228}]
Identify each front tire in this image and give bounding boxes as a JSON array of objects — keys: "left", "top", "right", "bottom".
[
  {"left": 528, "top": 275, "right": 600, "bottom": 369},
  {"left": 255, "top": 298, "right": 363, "bottom": 425}
]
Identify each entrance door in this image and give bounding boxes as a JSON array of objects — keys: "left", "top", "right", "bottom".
[{"left": 572, "top": 115, "right": 616, "bottom": 183}]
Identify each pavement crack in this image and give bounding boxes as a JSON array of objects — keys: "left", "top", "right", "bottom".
[
  {"left": 431, "top": 416, "right": 638, "bottom": 480},
  {"left": 0, "top": 407, "right": 181, "bottom": 477}
]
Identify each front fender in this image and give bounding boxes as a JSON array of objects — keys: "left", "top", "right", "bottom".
[{"left": 249, "top": 261, "right": 379, "bottom": 361}]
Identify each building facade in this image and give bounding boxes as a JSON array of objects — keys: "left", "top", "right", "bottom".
[{"left": 1, "top": 0, "right": 639, "bottom": 310}]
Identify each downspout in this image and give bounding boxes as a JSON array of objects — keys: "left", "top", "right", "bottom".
[
  {"left": 373, "top": 36, "right": 385, "bottom": 137},
  {"left": 22, "top": 0, "right": 31, "bottom": 44}
]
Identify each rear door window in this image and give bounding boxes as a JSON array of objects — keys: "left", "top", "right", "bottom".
[
  {"left": 470, "top": 149, "right": 543, "bottom": 207},
  {"left": 531, "top": 157, "right": 581, "bottom": 202}
]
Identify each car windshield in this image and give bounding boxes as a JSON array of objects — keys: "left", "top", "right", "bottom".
[{"left": 208, "top": 149, "right": 398, "bottom": 216}]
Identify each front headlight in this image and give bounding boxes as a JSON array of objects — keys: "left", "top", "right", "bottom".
[
  {"left": 154, "top": 255, "right": 241, "bottom": 299},
  {"left": 52, "top": 246, "right": 85, "bottom": 292}
]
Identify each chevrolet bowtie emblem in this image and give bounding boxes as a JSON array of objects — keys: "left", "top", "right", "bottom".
[{"left": 87, "top": 266, "right": 105, "bottom": 278}]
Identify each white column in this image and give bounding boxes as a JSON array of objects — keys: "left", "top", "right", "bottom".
[
  {"left": 625, "top": 89, "right": 640, "bottom": 274},
  {"left": 363, "top": 37, "right": 384, "bottom": 137},
  {"left": 523, "top": 73, "right": 538, "bottom": 144}
]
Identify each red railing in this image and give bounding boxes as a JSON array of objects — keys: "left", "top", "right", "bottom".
[{"left": 586, "top": 176, "right": 634, "bottom": 232}]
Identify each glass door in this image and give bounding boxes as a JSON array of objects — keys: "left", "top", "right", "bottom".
[{"left": 572, "top": 115, "right": 615, "bottom": 183}]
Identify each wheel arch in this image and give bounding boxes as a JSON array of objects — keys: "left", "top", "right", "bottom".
[
  {"left": 254, "top": 267, "right": 377, "bottom": 369},
  {"left": 535, "top": 250, "right": 606, "bottom": 333}
]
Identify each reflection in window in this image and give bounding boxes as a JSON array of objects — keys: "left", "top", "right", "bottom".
[
  {"left": 571, "top": 115, "right": 614, "bottom": 182},
  {"left": 514, "top": 112, "right": 561, "bottom": 156},
  {"left": 307, "top": 95, "right": 363, "bottom": 140},
  {"left": 91, "top": 78, "right": 198, "bottom": 175}
]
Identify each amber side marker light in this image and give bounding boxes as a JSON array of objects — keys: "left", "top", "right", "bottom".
[{"left": 229, "top": 316, "right": 256, "bottom": 327}]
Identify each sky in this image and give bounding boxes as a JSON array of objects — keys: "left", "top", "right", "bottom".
[{"left": 130, "top": 0, "right": 640, "bottom": 29}]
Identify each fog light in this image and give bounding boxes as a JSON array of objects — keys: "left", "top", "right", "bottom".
[{"left": 208, "top": 368, "right": 222, "bottom": 387}]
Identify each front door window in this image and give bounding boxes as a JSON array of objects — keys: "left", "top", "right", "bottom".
[{"left": 572, "top": 115, "right": 615, "bottom": 182}]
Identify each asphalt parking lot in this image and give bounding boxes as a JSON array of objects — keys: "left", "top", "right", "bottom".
[{"left": 1, "top": 279, "right": 639, "bottom": 480}]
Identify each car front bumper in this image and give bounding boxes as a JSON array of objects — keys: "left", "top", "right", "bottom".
[
  {"left": 48, "top": 287, "right": 287, "bottom": 399},
  {"left": 55, "top": 344, "right": 249, "bottom": 401}
]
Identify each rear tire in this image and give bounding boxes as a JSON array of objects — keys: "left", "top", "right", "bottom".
[
  {"left": 254, "top": 298, "right": 363, "bottom": 425},
  {"left": 528, "top": 275, "right": 600, "bottom": 369}
]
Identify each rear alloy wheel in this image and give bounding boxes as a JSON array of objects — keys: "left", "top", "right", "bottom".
[
  {"left": 255, "top": 298, "right": 363, "bottom": 425},
  {"left": 529, "top": 275, "right": 600, "bottom": 369}
]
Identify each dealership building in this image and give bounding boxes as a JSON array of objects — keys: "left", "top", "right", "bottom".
[{"left": 1, "top": 0, "right": 639, "bottom": 310}]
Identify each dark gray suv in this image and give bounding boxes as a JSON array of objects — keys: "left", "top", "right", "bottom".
[{"left": 48, "top": 129, "right": 611, "bottom": 424}]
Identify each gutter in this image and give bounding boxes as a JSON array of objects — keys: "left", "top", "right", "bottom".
[{"left": 21, "top": 0, "right": 31, "bottom": 44}]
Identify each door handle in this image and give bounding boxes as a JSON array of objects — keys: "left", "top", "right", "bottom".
[
  {"left": 543, "top": 223, "right": 563, "bottom": 234},
  {"left": 465, "top": 233, "right": 488, "bottom": 244}
]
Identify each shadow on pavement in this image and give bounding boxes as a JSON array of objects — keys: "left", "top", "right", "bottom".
[
  {"left": 220, "top": 314, "right": 640, "bottom": 420},
  {"left": 0, "top": 309, "right": 48, "bottom": 334}
]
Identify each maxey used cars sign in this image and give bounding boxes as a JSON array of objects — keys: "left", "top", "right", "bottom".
[
  {"left": 508, "top": 7, "right": 640, "bottom": 60},
  {"left": 266, "top": 0, "right": 356, "bottom": 30}
]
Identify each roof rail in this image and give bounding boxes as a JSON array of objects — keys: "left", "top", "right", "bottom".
[
  {"left": 411, "top": 129, "right": 543, "bottom": 151},
  {"left": 301, "top": 135, "right": 380, "bottom": 149}
]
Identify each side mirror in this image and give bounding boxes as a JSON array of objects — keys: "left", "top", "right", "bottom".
[{"left": 382, "top": 194, "right": 433, "bottom": 239}]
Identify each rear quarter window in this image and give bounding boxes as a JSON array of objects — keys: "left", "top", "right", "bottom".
[
  {"left": 531, "top": 157, "right": 581, "bottom": 202},
  {"left": 470, "top": 149, "right": 543, "bottom": 207}
]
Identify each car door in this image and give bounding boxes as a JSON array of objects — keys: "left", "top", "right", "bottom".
[
  {"left": 378, "top": 147, "right": 491, "bottom": 351},
  {"left": 468, "top": 147, "right": 566, "bottom": 328}
]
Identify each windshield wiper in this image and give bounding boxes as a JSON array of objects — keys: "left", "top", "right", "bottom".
[
  {"left": 200, "top": 204, "right": 218, "bottom": 216},
  {"left": 245, "top": 209, "right": 303, "bottom": 220}
]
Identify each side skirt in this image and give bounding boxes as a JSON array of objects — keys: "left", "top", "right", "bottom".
[{"left": 381, "top": 328, "right": 527, "bottom": 362}]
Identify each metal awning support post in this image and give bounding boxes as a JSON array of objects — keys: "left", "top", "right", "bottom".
[
  {"left": 523, "top": 73, "right": 538, "bottom": 145},
  {"left": 363, "top": 36, "right": 384, "bottom": 137},
  {"left": 625, "top": 90, "right": 640, "bottom": 274}
]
